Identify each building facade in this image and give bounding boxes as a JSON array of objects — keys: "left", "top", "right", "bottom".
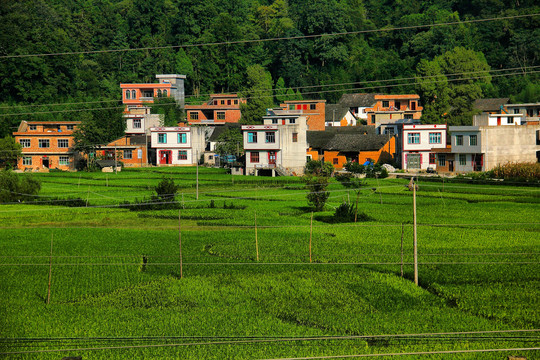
[
  {"left": 14, "top": 121, "right": 80, "bottom": 171},
  {"left": 150, "top": 126, "right": 207, "bottom": 166},
  {"left": 399, "top": 124, "right": 447, "bottom": 170},
  {"left": 280, "top": 100, "right": 326, "bottom": 131},
  {"left": 243, "top": 110, "right": 308, "bottom": 176},
  {"left": 120, "top": 74, "right": 186, "bottom": 109},
  {"left": 186, "top": 94, "right": 246, "bottom": 124}
]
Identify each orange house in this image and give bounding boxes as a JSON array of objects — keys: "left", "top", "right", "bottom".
[
  {"left": 365, "top": 94, "right": 423, "bottom": 126},
  {"left": 281, "top": 100, "right": 326, "bottom": 131},
  {"left": 98, "top": 136, "right": 148, "bottom": 167},
  {"left": 186, "top": 94, "right": 246, "bottom": 124},
  {"left": 14, "top": 121, "right": 80, "bottom": 171},
  {"left": 120, "top": 74, "right": 186, "bottom": 111},
  {"left": 307, "top": 127, "right": 396, "bottom": 169}
]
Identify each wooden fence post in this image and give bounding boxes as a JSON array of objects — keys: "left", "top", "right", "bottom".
[
  {"left": 255, "top": 211, "right": 259, "bottom": 261},
  {"left": 47, "top": 233, "right": 53, "bottom": 305},
  {"left": 309, "top": 212, "right": 313, "bottom": 263}
]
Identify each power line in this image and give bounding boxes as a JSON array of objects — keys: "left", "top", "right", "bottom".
[
  {"left": 1, "top": 13, "right": 538, "bottom": 59},
  {"left": 2, "top": 330, "right": 538, "bottom": 355},
  {"left": 1, "top": 67, "right": 538, "bottom": 117}
]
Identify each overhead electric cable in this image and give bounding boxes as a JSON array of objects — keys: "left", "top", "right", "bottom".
[{"left": 1, "top": 13, "right": 538, "bottom": 59}]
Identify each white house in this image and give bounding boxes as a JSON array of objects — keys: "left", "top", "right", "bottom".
[
  {"left": 325, "top": 104, "right": 357, "bottom": 127},
  {"left": 242, "top": 109, "right": 308, "bottom": 176},
  {"left": 399, "top": 124, "right": 447, "bottom": 170},
  {"left": 124, "top": 107, "right": 163, "bottom": 136},
  {"left": 473, "top": 113, "right": 525, "bottom": 126},
  {"left": 150, "top": 126, "right": 207, "bottom": 166}
]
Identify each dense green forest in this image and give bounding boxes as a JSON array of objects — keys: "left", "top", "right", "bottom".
[{"left": 0, "top": 0, "right": 539, "bottom": 136}]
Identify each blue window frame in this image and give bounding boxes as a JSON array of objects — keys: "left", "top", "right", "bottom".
[
  {"left": 407, "top": 133, "right": 420, "bottom": 144},
  {"left": 248, "top": 132, "right": 257, "bottom": 143},
  {"left": 429, "top": 132, "right": 441, "bottom": 144},
  {"left": 158, "top": 133, "right": 167, "bottom": 143},
  {"left": 178, "top": 133, "right": 187, "bottom": 144}
]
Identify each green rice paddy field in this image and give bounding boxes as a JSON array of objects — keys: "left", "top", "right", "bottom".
[{"left": 0, "top": 167, "right": 539, "bottom": 359}]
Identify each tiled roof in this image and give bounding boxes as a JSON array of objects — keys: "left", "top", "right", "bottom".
[
  {"left": 338, "top": 93, "right": 378, "bottom": 107},
  {"left": 307, "top": 127, "right": 387, "bottom": 152},
  {"left": 325, "top": 104, "right": 350, "bottom": 122},
  {"left": 473, "top": 98, "right": 510, "bottom": 112},
  {"left": 208, "top": 123, "right": 242, "bottom": 142}
]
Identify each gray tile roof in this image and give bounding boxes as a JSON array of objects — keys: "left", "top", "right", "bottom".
[
  {"left": 473, "top": 98, "right": 510, "bottom": 112},
  {"left": 325, "top": 104, "right": 350, "bottom": 122},
  {"left": 307, "top": 127, "right": 391, "bottom": 152},
  {"left": 338, "top": 93, "right": 378, "bottom": 107}
]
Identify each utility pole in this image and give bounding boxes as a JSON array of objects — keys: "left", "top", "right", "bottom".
[
  {"left": 179, "top": 210, "right": 183, "bottom": 279},
  {"left": 196, "top": 150, "right": 199, "bottom": 200},
  {"left": 255, "top": 211, "right": 259, "bottom": 261},
  {"left": 114, "top": 143, "right": 117, "bottom": 175},
  {"left": 309, "top": 212, "right": 313, "bottom": 263},
  {"left": 47, "top": 233, "right": 53, "bottom": 305},
  {"left": 413, "top": 177, "right": 418, "bottom": 286}
]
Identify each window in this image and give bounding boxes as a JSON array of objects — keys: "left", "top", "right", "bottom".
[
  {"left": 292, "top": 133, "right": 298, "bottom": 142},
  {"left": 163, "top": 90, "right": 167, "bottom": 97},
  {"left": 438, "top": 154, "right": 446, "bottom": 166},
  {"left": 234, "top": 100, "right": 238, "bottom": 105},
  {"left": 217, "top": 112, "right": 225, "bottom": 120},
  {"left": 227, "top": 100, "right": 231, "bottom": 105},
  {"left": 157, "top": 89, "right": 162, "bottom": 97},
  {"left": 429, "top": 153, "right": 436, "bottom": 164},
  {"left": 38, "top": 139, "right": 50, "bottom": 148},
  {"left": 370, "top": 115, "right": 375, "bottom": 124},
  {"left": 384, "top": 128, "right": 394, "bottom": 135},
  {"left": 29, "top": 125, "right": 37, "bottom": 130},
  {"left": 58, "top": 139, "right": 69, "bottom": 148},
  {"left": 178, "top": 150, "right": 187, "bottom": 160},
  {"left": 514, "top": 108, "right": 520, "bottom": 114},
  {"left": 20, "top": 139, "right": 30, "bottom": 148},
  {"left": 133, "top": 119, "right": 142, "bottom": 129},
  {"left": 333, "top": 158, "right": 339, "bottom": 165},
  {"left": 469, "top": 135, "right": 477, "bottom": 146},
  {"left": 459, "top": 154, "right": 466, "bottom": 166},
  {"left": 289, "top": 118, "right": 295, "bottom": 124},
  {"left": 125, "top": 90, "right": 130, "bottom": 99},
  {"left": 272, "top": 119, "right": 278, "bottom": 124},
  {"left": 220, "top": 100, "right": 225, "bottom": 105},
  {"left": 250, "top": 151, "right": 259, "bottom": 163},
  {"left": 382, "top": 100, "right": 389, "bottom": 107},
  {"left": 404, "top": 114, "right": 413, "bottom": 120},
  {"left": 395, "top": 101, "right": 401, "bottom": 109},
  {"left": 456, "top": 135, "right": 463, "bottom": 146},
  {"left": 23, "top": 157, "right": 32, "bottom": 166},
  {"left": 303, "top": 104, "right": 308, "bottom": 110},
  {"left": 213, "top": 100, "right": 218, "bottom": 105},
  {"left": 289, "top": 105, "right": 295, "bottom": 110},
  {"left": 190, "top": 112, "right": 199, "bottom": 120},
  {"left": 265, "top": 131, "right": 275, "bottom": 143},
  {"left": 123, "top": 150, "right": 132, "bottom": 160},
  {"left": 67, "top": 125, "right": 74, "bottom": 130},
  {"left": 408, "top": 133, "right": 420, "bottom": 144},
  {"left": 131, "top": 90, "right": 136, "bottom": 99},
  {"left": 178, "top": 133, "right": 187, "bottom": 144},
  {"left": 158, "top": 133, "right": 167, "bottom": 143},
  {"left": 310, "top": 104, "right": 316, "bottom": 110},
  {"left": 429, "top": 132, "right": 441, "bottom": 144},
  {"left": 248, "top": 132, "right": 257, "bottom": 143},
  {"left": 507, "top": 117, "right": 514, "bottom": 124},
  {"left": 59, "top": 156, "right": 69, "bottom": 166},
  {"left": 411, "top": 101, "right": 416, "bottom": 110}
]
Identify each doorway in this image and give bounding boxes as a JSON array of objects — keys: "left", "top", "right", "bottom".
[
  {"left": 159, "top": 150, "right": 172, "bottom": 165},
  {"left": 268, "top": 151, "right": 276, "bottom": 166},
  {"left": 42, "top": 158, "right": 50, "bottom": 168},
  {"left": 448, "top": 160, "right": 454, "bottom": 172}
]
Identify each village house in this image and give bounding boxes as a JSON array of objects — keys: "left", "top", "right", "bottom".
[
  {"left": 14, "top": 121, "right": 81, "bottom": 171},
  {"left": 307, "top": 126, "right": 396, "bottom": 169},
  {"left": 505, "top": 102, "right": 540, "bottom": 124},
  {"left": 97, "top": 136, "right": 148, "bottom": 168},
  {"left": 446, "top": 124, "right": 540, "bottom": 173},
  {"left": 243, "top": 108, "right": 308, "bottom": 176},
  {"left": 150, "top": 126, "right": 208, "bottom": 166},
  {"left": 398, "top": 124, "right": 447, "bottom": 171},
  {"left": 280, "top": 100, "right": 326, "bottom": 131},
  {"left": 325, "top": 104, "right": 356, "bottom": 127},
  {"left": 120, "top": 74, "right": 186, "bottom": 110},
  {"left": 123, "top": 107, "right": 163, "bottom": 136},
  {"left": 186, "top": 94, "right": 246, "bottom": 124}
]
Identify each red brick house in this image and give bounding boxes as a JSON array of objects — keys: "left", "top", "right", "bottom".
[
  {"left": 280, "top": 100, "right": 326, "bottom": 131},
  {"left": 98, "top": 136, "right": 148, "bottom": 168},
  {"left": 14, "top": 121, "right": 80, "bottom": 171},
  {"left": 186, "top": 94, "right": 246, "bottom": 124}
]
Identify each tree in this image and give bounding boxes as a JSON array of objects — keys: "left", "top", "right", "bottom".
[
  {"left": 416, "top": 47, "right": 491, "bottom": 126},
  {"left": 215, "top": 127, "right": 243, "bottom": 157},
  {"left": 0, "top": 170, "right": 40, "bottom": 203},
  {"left": 239, "top": 65, "right": 274, "bottom": 124},
  {"left": 302, "top": 160, "right": 334, "bottom": 211},
  {"left": 150, "top": 97, "right": 183, "bottom": 126},
  {"left": 153, "top": 177, "right": 179, "bottom": 203},
  {"left": 0, "top": 136, "right": 22, "bottom": 169},
  {"left": 73, "top": 106, "right": 126, "bottom": 166}
]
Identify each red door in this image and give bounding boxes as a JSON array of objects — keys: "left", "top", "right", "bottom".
[
  {"left": 160, "top": 150, "right": 172, "bottom": 164},
  {"left": 268, "top": 151, "right": 276, "bottom": 166},
  {"left": 497, "top": 117, "right": 501, "bottom": 126}
]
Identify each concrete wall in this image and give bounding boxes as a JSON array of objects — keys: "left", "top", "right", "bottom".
[{"left": 481, "top": 125, "right": 540, "bottom": 170}]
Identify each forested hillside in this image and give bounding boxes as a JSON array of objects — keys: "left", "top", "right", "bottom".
[{"left": 0, "top": 0, "right": 539, "bottom": 135}]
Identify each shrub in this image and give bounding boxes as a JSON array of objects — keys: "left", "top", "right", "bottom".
[
  {"left": 490, "top": 162, "right": 540, "bottom": 181},
  {"left": 333, "top": 202, "right": 371, "bottom": 223},
  {"left": 0, "top": 170, "right": 41, "bottom": 203},
  {"left": 303, "top": 161, "right": 333, "bottom": 212},
  {"left": 154, "top": 177, "right": 180, "bottom": 203},
  {"left": 344, "top": 162, "right": 365, "bottom": 174}
]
